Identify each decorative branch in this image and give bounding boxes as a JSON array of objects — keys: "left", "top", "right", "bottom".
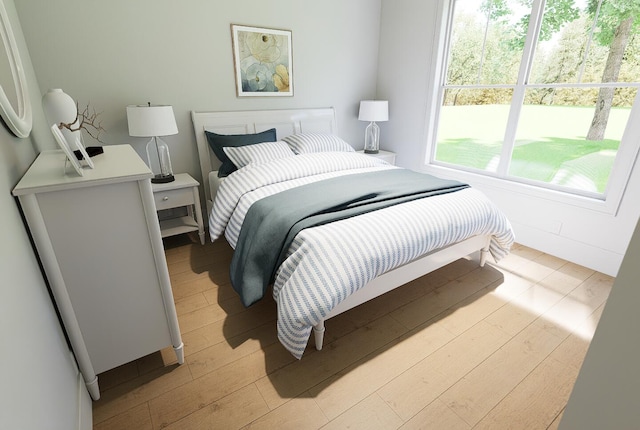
[{"left": 58, "top": 102, "right": 105, "bottom": 143}]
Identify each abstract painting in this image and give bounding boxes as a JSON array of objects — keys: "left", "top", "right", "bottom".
[{"left": 231, "top": 25, "right": 293, "bottom": 97}]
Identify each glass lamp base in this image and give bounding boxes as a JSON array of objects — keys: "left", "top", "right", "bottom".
[
  {"left": 146, "top": 137, "right": 174, "bottom": 184},
  {"left": 364, "top": 121, "right": 380, "bottom": 154},
  {"left": 151, "top": 174, "right": 175, "bottom": 183}
]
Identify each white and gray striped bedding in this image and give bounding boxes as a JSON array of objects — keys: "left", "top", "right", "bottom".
[
  {"left": 222, "top": 140, "right": 295, "bottom": 169},
  {"left": 209, "top": 152, "right": 514, "bottom": 358}
]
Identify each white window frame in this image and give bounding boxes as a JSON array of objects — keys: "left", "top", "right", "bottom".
[{"left": 423, "top": 0, "right": 640, "bottom": 216}]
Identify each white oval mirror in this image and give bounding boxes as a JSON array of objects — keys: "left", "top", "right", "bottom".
[{"left": 0, "top": 0, "right": 31, "bottom": 138}]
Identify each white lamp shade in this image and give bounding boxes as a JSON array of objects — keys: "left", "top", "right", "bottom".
[
  {"left": 358, "top": 100, "right": 389, "bottom": 122},
  {"left": 126, "top": 104, "right": 178, "bottom": 137}
]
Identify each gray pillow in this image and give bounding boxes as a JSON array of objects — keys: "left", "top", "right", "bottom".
[{"left": 205, "top": 128, "right": 277, "bottom": 177}]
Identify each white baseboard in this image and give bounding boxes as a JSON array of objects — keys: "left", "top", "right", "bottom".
[
  {"left": 77, "top": 372, "right": 92, "bottom": 430},
  {"left": 513, "top": 222, "right": 622, "bottom": 277}
]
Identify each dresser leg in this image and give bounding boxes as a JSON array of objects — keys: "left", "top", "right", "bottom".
[
  {"left": 174, "top": 342, "right": 185, "bottom": 364},
  {"left": 86, "top": 375, "right": 100, "bottom": 400}
]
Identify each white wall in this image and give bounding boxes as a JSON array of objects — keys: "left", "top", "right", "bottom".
[
  {"left": 6, "top": 2, "right": 382, "bottom": 425},
  {"left": 559, "top": 217, "right": 640, "bottom": 429},
  {"left": 0, "top": 0, "right": 91, "bottom": 428},
  {"left": 14, "top": 0, "right": 382, "bottom": 185},
  {"left": 377, "top": 0, "right": 640, "bottom": 276}
]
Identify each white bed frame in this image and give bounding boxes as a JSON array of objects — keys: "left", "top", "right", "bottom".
[{"left": 191, "top": 108, "right": 490, "bottom": 351}]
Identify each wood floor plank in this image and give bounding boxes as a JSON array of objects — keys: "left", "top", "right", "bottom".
[
  {"left": 547, "top": 410, "right": 564, "bottom": 430},
  {"left": 539, "top": 272, "right": 612, "bottom": 337},
  {"left": 439, "top": 320, "right": 566, "bottom": 426},
  {"left": 549, "top": 304, "right": 605, "bottom": 370},
  {"left": 309, "top": 322, "right": 454, "bottom": 420},
  {"left": 174, "top": 292, "right": 210, "bottom": 315},
  {"left": 187, "top": 322, "right": 279, "bottom": 379},
  {"left": 170, "top": 273, "right": 225, "bottom": 302},
  {"left": 177, "top": 302, "right": 232, "bottom": 334},
  {"left": 472, "top": 357, "right": 579, "bottom": 430},
  {"left": 441, "top": 274, "right": 610, "bottom": 428},
  {"left": 255, "top": 315, "right": 409, "bottom": 411},
  {"left": 241, "top": 394, "right": 328, "bottom": 430},
  {"left": 436, "top": 281, "right": 506, "bottom": 336},
  {"left": 389, "top": 266, "right": 502, "bottom": 330},
  {"left": 95, "top": 361, "right": 139, "bottom": 392},
  {"left": 320, "top": 394, "right": 403, "bottom": 430},
  {"left": 377, "top": 321, "right": 512, "bottom": 421},
  {"left": 92, "top": 241, "right": 611, "bottom": 430},
  {"left": 399, "top": 399, "right": 470, "bottom": 430},
  {"left": 92, "top": 364, "right": 192, "bottom": 425},
  {"left": 180, "top": 300, "right": 277, "bottom": 356},
  {"left": 93, "top": 402, "right": 153, "bottom": 430},
  {"left": 163, "top": 384, "right": 270, "bottom": 430},
  {"left": 148, "top": 344, "right": 295, "bottom": 429}
]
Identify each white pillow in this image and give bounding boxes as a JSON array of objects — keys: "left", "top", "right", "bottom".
[
  {"left": 222, "top": 140, "right": 295, "bottom": 169},
  {"left": 282, "top": 133, "right": 355, "bottom": 154}
]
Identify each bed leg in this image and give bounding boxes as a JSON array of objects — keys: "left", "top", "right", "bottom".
[
  {"left": 480, "top": 245, "right": 490, "bottom": 267},
  {"left": 313, "top": 321, "right": 326, "bottom": 350}
]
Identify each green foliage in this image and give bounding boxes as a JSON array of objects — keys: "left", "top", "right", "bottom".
[
  {"left": 445, "top": 0, "right": 640, "bottom": 107},
  {"left": 509, "top": 0, "right": 580, "bottom": 48},
  {"left": 480, "top": 0, "right": 511, "bottom": 22},
  {"left": 587, "top": 0, "right": 640, "bottom": 46}
]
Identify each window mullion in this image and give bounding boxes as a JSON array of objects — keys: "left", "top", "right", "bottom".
[
  {"left": 498, "top": 87, "right": 524, "bottom": 177},
  {"left": 427, "top": 0, "right": 456, "bottom": 164},
  {"left": 497, "top": 0, "right": 546, "bottom": 177},
  {"left": 578, "top": 0, "right": 604, "bottom": 83}
]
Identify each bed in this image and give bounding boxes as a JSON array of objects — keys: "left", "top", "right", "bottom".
[{"left": 192, "top": 108, "right": 514, "bottom": 359}]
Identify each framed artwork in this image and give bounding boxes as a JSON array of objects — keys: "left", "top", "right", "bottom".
[{"left": 231, "top": 24, "right": 293, "bottom": 97}]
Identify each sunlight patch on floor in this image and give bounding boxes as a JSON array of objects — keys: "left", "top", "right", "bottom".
[{"left": 490, "top": 268, "right": 611, "bottom": 341}]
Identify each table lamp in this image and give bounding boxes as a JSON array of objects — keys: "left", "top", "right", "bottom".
[
  {"left": 127, "top": 103, "right": 178, "bottom": 183},
  {"left": 358, "top": 100, "right": 388, "bottom": 154}
]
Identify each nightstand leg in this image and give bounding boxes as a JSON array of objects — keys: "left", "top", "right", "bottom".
[{"left": 192, "top": 187, "right": 205, "bottom": 245}]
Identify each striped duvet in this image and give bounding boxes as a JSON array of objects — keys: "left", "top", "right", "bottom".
[{"left": 209, "top": 152, "right": 514, "bottom": 358}]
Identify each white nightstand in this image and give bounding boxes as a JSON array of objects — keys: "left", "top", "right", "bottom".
[
  {"left": 357, "top": 149, "right": 396, "bottom": 165},
  {"left": 152, "top": 173, "right": 205, "bottom": 245}
]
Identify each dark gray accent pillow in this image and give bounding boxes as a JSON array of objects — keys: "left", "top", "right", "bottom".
[{"left": 205, "top": 128, "right": 277, "bottom": 177}]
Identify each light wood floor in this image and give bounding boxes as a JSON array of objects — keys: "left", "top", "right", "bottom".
[{"left": 92, "top": 235, "right": 613, "bottom": 430}]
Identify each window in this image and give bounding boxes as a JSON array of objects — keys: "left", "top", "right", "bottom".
[{"left": 430, "top": 0, "right": 640, "bottom": 201}]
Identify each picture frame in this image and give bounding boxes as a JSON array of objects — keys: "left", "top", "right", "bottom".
[
  {"left": 51, "top": 124, "right": 84, "bottom": 176},
  {"left": 70, "top": 132, "right": 95, "bottom": 169},
  {"left": 231, "top": 24, "right": 293, "bottom": 97}
]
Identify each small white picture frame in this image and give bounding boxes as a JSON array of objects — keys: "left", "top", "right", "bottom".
[
  {"left": 70, "top": 132, "right": 94, "bottom": 169},
  {"left": 51, "top": 124, "right": 83, "bottom": 176}
]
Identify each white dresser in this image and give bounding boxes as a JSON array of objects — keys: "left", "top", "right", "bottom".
[{"left": 12, "top": 145, "right": 183, "bottom": 400}]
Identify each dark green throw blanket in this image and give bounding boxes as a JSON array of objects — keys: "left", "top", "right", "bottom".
[{"left": 230, "top": 169, "right": 469, "bottom": 306}]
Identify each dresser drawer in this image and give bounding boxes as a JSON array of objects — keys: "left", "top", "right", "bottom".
[{"left": 154, "top": 188, "right": 194, "bottom": 211}]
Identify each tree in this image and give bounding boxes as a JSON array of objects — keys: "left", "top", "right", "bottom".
[
  {"left": 586, "top": 0, "right": 640, "bottom": 140},
  {"left": 509, "top": 0, "right": 580, "bottom": 48}
]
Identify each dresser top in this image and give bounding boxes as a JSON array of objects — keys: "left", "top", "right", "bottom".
[{"left": 12, "top": 144, "right": 152, "bottom": 196}]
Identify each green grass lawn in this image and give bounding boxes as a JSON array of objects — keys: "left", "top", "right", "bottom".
[{"left": 435, "top": 104, "right": 630, "bottom": 193}]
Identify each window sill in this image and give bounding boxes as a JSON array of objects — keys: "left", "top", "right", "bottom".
[{"left": 421, "top": 162, "right": 623, "bottom": 216}]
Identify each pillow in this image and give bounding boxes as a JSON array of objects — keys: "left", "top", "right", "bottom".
[
  {"left": 281, "top": 133, "right": 355, "bottom": 154},
  {"left": 205, "top": 128, "right": 277, "bottom": 177},
  {"left": 223, "top": 141, "right": 295, "bottom": 169}
]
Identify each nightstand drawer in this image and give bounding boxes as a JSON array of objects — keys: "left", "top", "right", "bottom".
[{"left": 154, "top": 188, "right": 194, "bottom": 211}]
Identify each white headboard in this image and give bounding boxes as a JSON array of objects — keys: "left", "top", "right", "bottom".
[{"left": 191, "top": 108, "right": 338, "bottom": 214}]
